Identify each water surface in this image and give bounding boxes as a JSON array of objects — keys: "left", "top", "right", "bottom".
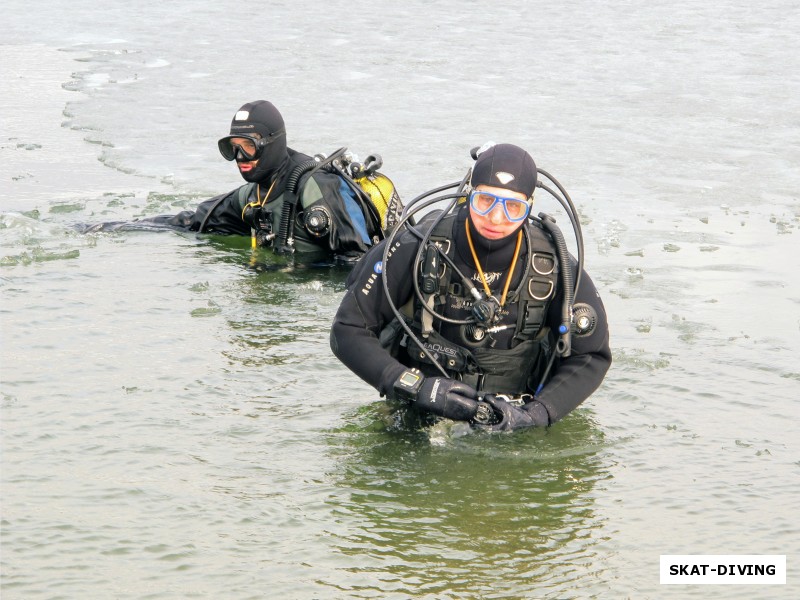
[{"left": 2, "top": 1, "right": 799, "bottom": 598}]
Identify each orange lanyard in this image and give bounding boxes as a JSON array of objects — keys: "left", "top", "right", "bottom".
[{"left": 465, "top": 220, "right": 522, "bottom": 308}]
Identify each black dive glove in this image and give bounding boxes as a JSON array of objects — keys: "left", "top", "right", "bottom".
[
  {"left": 392, "top": 369, "right": 480, "bottom": 421},
  {"left": 474, "top": 394, "right": 550, "bottom": 432}
]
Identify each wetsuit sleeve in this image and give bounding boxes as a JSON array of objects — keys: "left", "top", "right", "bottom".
[
  {"left": 183, "top": 188, "right": 251, "bottom": 235},
  {"left": 330, "top": 237, "right": 417, "bottom": 396},
  {"left": 535, "top": 262, "right": 612, "bottom": 423},
  {"left": 79, "top": 187, "right": 248, "bottom": 234},
  {"left": 121, "top": 187, "right": 250, "bottom": 234}
]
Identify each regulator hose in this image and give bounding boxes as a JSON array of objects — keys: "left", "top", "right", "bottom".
[
  {"left": 380, "top": 191, "right": 466, "bottom": 377},
  {"left": 409, "top": 196, "right": 483, "bottom": 327},
  {"left": 537, "top": 169, "right": 583, "bottom": 297}
]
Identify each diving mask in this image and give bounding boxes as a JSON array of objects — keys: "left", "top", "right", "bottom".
[{"left": 218, "top": 128, "right": 285, "bottom": 161}]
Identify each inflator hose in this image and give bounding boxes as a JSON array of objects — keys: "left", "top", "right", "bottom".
[
  {"left": 196, "top": 195, "right": 228, "bottom": 235},
  {"left": 539, "top": 213, "right": 574, "bottom": 357}
]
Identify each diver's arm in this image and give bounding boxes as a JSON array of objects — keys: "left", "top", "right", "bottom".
[
  {"left": 185, "top": 187, "right": 252, "bottom": 235},
  {"left": 535, "top": 266, "right": 612, "bottom": 423},
  {"left": 78, "top": 188, "right": 245, "bottom": 235},
  {"left": 79, "top": 188, "right": 244, "bottom": 234},
  {"left": 330, "top": 239, "right": 416, "bottom": 396}
]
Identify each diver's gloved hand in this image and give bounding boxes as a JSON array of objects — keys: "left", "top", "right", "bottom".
[
  {"left": 392, "top": 370, "right": 479, "bottom": 421},
  {"left": 475, "top": 394, "right": 550, "bottom": 432},
  {"left": 416, "top": 377, "right": 481, "bottom": 421}
]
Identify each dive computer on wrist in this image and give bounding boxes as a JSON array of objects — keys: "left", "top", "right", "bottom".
[{"left": 393, "top": 369, "right": 423, "bottom": 402}]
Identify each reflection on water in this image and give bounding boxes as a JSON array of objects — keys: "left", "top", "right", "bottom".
[{"left": 323, "top": 407, "right": 610, "bottom": 598}]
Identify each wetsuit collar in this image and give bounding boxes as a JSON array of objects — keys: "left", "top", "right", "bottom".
[{"left": 455, "top": 206, "right": 526, "bottom": 271}]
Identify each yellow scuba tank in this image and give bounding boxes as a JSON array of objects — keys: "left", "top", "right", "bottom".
[
  {"left": 348, "top": 154, "right": 404, "bottom": 235},
  {"left": 354, "top": 172, "right": 403, "bottom": 233}
]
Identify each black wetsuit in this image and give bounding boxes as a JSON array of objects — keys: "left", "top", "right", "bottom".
[
  {"left": 330, "top": 206, "right": 611, "bottom": 424},
  {"left": 85, "top": 148, "right": 378, "bottom": 263}
]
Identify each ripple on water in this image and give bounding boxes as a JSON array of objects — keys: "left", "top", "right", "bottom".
[{"left": 313, "top": 403, "right": 615, "bottom": 596}]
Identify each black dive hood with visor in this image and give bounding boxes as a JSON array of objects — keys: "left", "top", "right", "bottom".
[{"left": 221, "top": 100, "right": 288, "bottom": 183}]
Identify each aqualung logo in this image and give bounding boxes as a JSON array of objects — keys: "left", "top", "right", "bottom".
[
  {"left": 361, "top": 271, "right": 378, "bottom": 296},
  {"left": 450, "top": 297, "right": 474, "bottom": 311},
  {"left": 361, "top": 247, "right": 397, "bottom": 296}
]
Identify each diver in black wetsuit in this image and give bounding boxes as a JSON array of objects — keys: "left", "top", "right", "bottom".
[
  {"left": 84, "top": 100, "right": 400, "bottom": 264},
  {"left": 330, "top": 143, "right": 611, "bottom": 431}
]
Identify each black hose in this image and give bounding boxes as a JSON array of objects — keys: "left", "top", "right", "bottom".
[
  {"left": 409, "top": 196, "right": 479, "bottom": 327},
  {"left": 400, "top": 180, "right": 463, "bottom": 227},
  {"left": 380, "top": 193, "right": 459, "bottom": 377},
  {"left": 399, "top": 191, "right": 484, "bottom": 326},
  {"left": 539, "top": 213, "right": 574, "bottom": 358},
  {"left": 275, "top": 147, "right": 347, "bottom": 253},
  {"left": 195, "top": 195, "right": 228, "bottom": 235},
  {"left": 286, "top": 160, "right": 318, "bottom": 192},
  {"left": 537, "top": 169, "right": 583, "bottom": 297},
  {"left": 275, "top": 159, "right": 318, "bottom": 253}
]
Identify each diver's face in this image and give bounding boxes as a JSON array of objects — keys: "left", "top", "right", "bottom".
[
  {"left": 468, "top": 185, "right": 530, "bottom": 240},
  {"left": 230, "top": 136, "right": 260, "bottom": 175}
]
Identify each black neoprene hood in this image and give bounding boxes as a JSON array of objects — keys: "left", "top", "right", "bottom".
[
  {"left": 470, "top": 143, "right": 538, "bottom": 198},
  {"left": 229, "top": 100, "right": 284, "bottom": 139},
  {"left": 227, "top": 100, "right": 288, "bottom": 183}
]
